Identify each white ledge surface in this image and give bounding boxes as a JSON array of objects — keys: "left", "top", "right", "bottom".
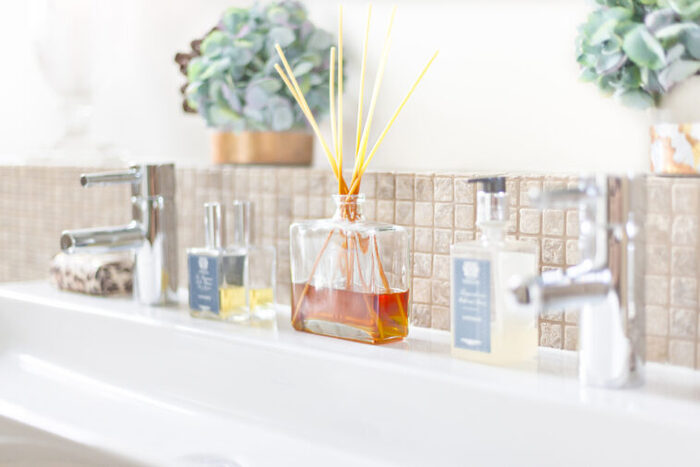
[{"left": 0, "top": 281, "right": 699, "bottom": 466}]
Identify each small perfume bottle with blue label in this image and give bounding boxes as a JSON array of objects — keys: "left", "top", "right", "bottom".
[
  {"left": 450, "top": 177, "right": 538, "bottom": 366},
  {"left": 188, "top": 202, "right": 247, "bottom": 321}
]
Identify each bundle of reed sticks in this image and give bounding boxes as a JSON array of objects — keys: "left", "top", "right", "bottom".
[{"left": 274, "top": 4, "right": 438, "bottom": 195}]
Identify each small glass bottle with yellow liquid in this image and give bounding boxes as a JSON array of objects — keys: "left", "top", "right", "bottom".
[
  {"left": 227, "top": 200, "right": 276, "bottom": 321},
  {"left": 188, "top": 202, "right": 247, "bottom": 322}
]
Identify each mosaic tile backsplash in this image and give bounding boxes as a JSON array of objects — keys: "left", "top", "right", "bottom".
[{"left": 1, "top": 166, "right": 699, "bottom": 369}]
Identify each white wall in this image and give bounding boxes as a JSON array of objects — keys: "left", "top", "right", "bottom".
[{"left": 0, "top": 0, "right": 649, "bottom": 172}]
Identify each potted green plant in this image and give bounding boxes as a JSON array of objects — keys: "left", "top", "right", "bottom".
[
  {"left": 576, "top": 0, "right": 700, "bottom": 174},
  {"left": 175, "top": 1, "right": 338, "bottom": 165}
]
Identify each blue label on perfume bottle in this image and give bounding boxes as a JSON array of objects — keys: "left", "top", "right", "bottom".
[
  {"left": 188, "top": 254, "right": 220, "bottom": 313},
  {"left": 453, "top": 258, "right": 491, "bottom": 353}
]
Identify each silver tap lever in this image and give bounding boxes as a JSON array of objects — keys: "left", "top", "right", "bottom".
[
  {"left": 511, "top": 175, "right": 646, "bottom": 388},
  {"left": 60, "top": 163, "right": 178, "bottom": 306}
]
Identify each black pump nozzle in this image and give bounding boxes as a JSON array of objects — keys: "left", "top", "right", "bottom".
[{"left": 468, "top": 176, "right": 506, "bottom": 194}]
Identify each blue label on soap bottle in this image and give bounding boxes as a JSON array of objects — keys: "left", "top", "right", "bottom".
[
  {"left": 453, "top": 258, "right": 491, "bottom": 353},
  {"left": 188, "top": 254, "right": 220, "bottom": 313}
]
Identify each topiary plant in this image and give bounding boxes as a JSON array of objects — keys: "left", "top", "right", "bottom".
[
  {"left": 576, "top": 0, "right": 700, "bottom": 109},
  {"left": 176, "top": 1, "right": 339, "bottom": 132}
]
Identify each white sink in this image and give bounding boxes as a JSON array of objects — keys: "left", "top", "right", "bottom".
[{"left": 1, "top": 282, "right": 699, "bottom": 466}]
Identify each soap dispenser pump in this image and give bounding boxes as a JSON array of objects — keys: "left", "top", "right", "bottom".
[{"left": 450, "top": 177, "right": 538, "bottom": 366}]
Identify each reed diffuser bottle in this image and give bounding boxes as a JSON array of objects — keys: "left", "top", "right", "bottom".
[
  {"left": 275, "top": 5, "right": 437, "bottom": 343},
  {"left": 290, "top": 195, "right": 410, "bottom": 343}
]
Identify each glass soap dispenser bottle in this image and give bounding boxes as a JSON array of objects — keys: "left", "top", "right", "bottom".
[
  {"left": 450, "top": 177, "right": 538, "bottom": 366},
  {"left": 188, "top": 202, "right": 246, "bottom": 321}
]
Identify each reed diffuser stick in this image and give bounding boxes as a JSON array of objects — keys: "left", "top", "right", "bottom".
[
  {"left": 329, "top": 46, "right": 338, "bottom": 164},
  {"left": 349, "top": 50, "right": 439, "bottom": 194},
  {"left": 275, "top": 63, "right": 345, "bottom": 184},
  {"left": 337, "top": 5, "right": 345, "bottom": 194},
  {"left": 352, "top": 4, "right": 373, "bottom": 183},
  {"left": 351, "top": 6, "right": 396, "bottom": 187}
]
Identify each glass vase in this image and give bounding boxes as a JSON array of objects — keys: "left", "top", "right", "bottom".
[{"left": 289, "top": 195, "right": 411, "bottom": 344}]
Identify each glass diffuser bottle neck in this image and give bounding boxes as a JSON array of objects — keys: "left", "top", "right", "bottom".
[{"left": 333, "top": 194, "right": 365, "bottom": 222}]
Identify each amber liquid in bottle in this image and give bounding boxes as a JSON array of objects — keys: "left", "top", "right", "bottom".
[{"left": 291, "top": 283, "right": 409, "bottom": 344}]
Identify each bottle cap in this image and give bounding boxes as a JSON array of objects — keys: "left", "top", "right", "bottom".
[
  {"left": 204, "top": 202, "right": 223, "bottom": 249},
  {"left": 468, "top": 176, "right": 506, "bottom": 194},
  {"left": 469, "top": 176, "right": 508, "bottom": 225}
]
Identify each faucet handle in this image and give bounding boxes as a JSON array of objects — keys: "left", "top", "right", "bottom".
[
  {"left": 80, "top": 169, "right": 140, "bottom": 187},
  {"left": 80, "top": 164, "right": 175, "bottom": 198}
]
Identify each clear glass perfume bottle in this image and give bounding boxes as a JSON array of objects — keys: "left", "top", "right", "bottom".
[
  {"left": 228, "top": 200, "right": 276, "bottom": 320},
  {"left": 289, "top": 194, "right": 410, "bottom": 344},
  {"left": 188, "top": 202, "right": 246, "bottom": 321},
  {"left": 450, "top": 177, "right": 538, "bottom": 365}
]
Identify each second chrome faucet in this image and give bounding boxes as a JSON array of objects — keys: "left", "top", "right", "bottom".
[{"left": 510, "top": 175, "right": 646, "bottom": 388}]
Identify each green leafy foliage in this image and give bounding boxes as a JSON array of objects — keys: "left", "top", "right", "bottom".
[
  {"left": 577, "top": 0, "right": 700, "bottom": 108},
  {"left": 184, "top": 1, "right": 339, "bottom": 132}
]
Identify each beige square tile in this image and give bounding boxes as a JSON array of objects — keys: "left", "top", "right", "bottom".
[
  {"left": 360, "top": 172, "right": 376, "bottom": 198},
  {"left": 542, "top": 210, "right": 564, "bottom": 236},
  {"left": 542, "top": 238, "right": 565, "bottom": 266},
  {"left": 433, "top": 254, "right": 450, "bottom": 280},
  {"left": 415, "top": 227, "right": 433, "bottom": 253},
  {"left": 646, "top": 213, "right": 671, "bottom": 243},
  {"left": 646, "top": 305, "right": 669, "bottom": 336},
  {"left": 672, "top": 182, "right": 700, "bottom": 214},
  {"left": 395, "top": 201, "right": 414, "bottom": 226},
  {"left": 414, "top": 202, "right": 434, "bottom": 227},
  {"left": 434, "top": 176, "right": 453, "bottom": 202},
  {"left": 671, "top": 246, "right": 697, "bottom": 276},
  {"left": 431, "top": 280, "right": 449, "bottom": 306},
  {"left": 564, "top": 325, "right": 578, "bottom": 351},
  {"left": 645, "top": 244, "right": 670, "bottom": 275},
  {"left": 415, "top": 176, "right": 433, "bottom": 201},
  {"left": 670, "top": 277, "right": 697, "bottom": 308},
  {"left": 377, "top": 173, "right": 395, "bottom": 199},
  {"left": 670, "top": 308, "right": 697, "bottom": 339},
  {"left": 669, "top": 339, "right": 695, "bottom": 368},
  {"left": 413, "top": 253, "right": 432, "bottom": 278},
  {"left": 454, "top": 204, "right": 474, "bottom": 230},
  {"left": 646, "top": 335, "right": 668, "bottom": 363},
  {"left": 672, "top": 215, "right": 699, "bottom": 245},
  {"left": 519, "top": 208, "right": 541, "bottom": 235},
  {"left": 434, "top": 203, "right": 454, "bottom": 228},
  {"left": 413, "top": 278, "right": 431, "bottom": 303},
  {"left": 377, "top": 200, "right": 395, "bottom": 223},
  {"left": 395, "top": 174, "right": 414, "bottom": 200},
  {"left": 645, "top": 275, "right": 669, "bottom": 306},
  {"left": 411, "top": 304, "right": 431, "bottom": 327},
  {"left": 566, "top": 211, "right": 579, "bottom": 237},
  {"left": 564, "top": 309, "right": 579, "bottom": 324},
  {"left": 539, "top": 321, "right": 562, "bottom": 349},
  {"left": 647, "top": 180, "right": 671, "bottom": 213},
  {"left": 454, "top": 177, "right": 474, "bottom": 203},
  {"left": 519, "top": 179, "right": 542, "bottom": 207},
  {"left": 434, "top": 229, "right": 452, "bottom": 254}
]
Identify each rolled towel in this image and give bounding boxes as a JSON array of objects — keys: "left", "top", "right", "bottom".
[{"left": 49, "top": 252, "right": 134, "bottom": 296}]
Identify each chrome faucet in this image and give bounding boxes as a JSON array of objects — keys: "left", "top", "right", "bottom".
[
  {"left": 510, "top": 175, "right": 645, "bottom": 388},
  {"left": 60, "top": 164, "right": 178, "bottom": 306}
]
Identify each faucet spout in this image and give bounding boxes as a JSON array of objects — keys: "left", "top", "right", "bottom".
[
  {"left": 60, "top": 223, "right": 144, "bottom": 254},
  {"left": 511, "top": 267, "right": 611, "bottom": 312}
]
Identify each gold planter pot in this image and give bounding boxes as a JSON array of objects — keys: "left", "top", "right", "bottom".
[{"left": 212, "top": 131, "right": 313, "bottom": 165}]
